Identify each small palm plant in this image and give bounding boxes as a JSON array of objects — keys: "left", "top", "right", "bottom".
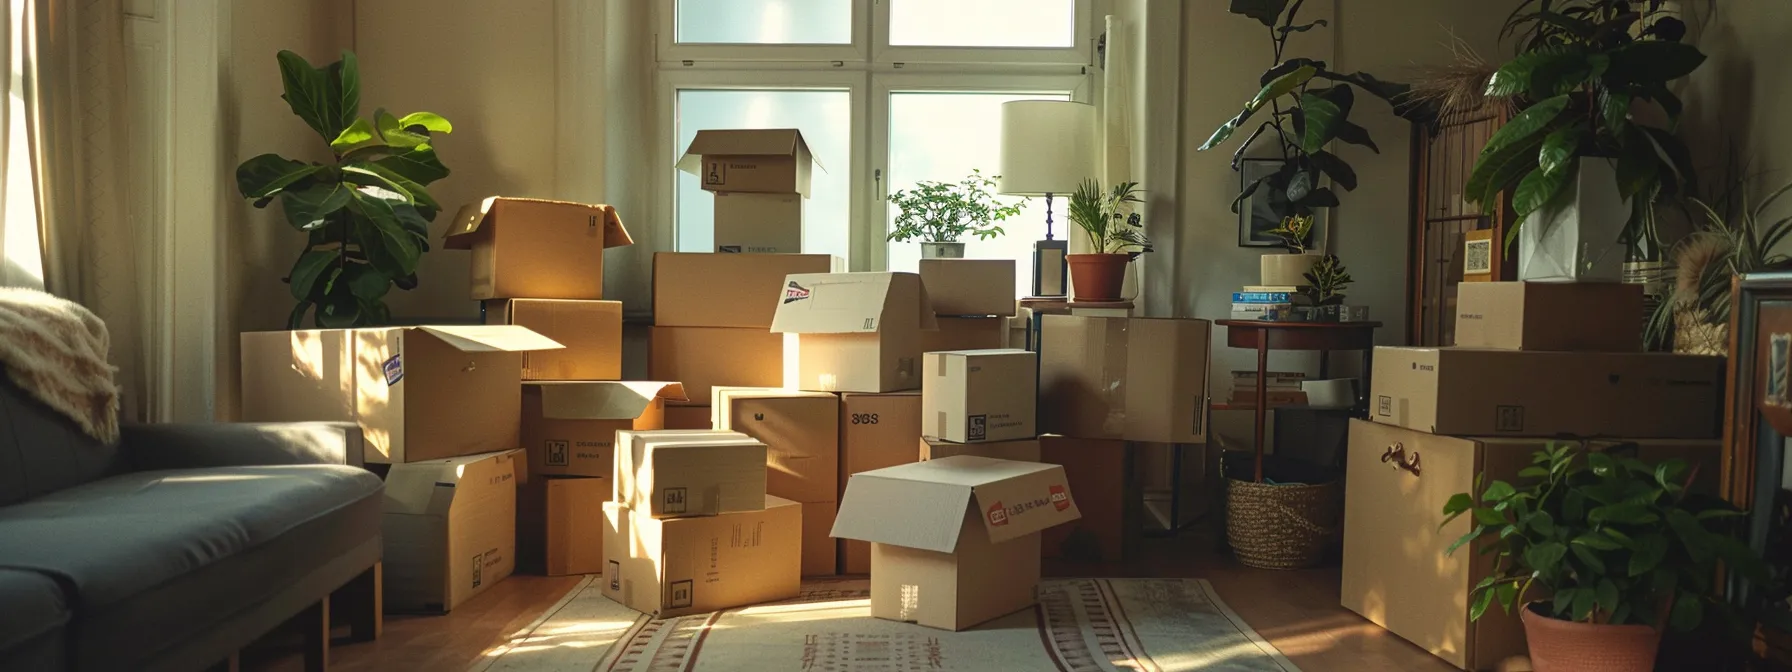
[{"left": 1067, "top": 179, "right": 1152, "bottom": 257}]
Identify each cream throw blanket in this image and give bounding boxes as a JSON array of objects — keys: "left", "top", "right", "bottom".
[{"left": 0, "top": 288, "right": 120, "bottom": 443}]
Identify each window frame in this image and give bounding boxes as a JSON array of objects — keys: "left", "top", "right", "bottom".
[
  {"left": 871, "top": 0, "right": 1095, "bottom": 66},
  {"left": 655, "top": 0, "right": 870, "bottom": 63}
]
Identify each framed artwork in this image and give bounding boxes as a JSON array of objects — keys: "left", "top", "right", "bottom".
[
  {"left": 1237, "top": 158, "right": 1326, "bottom": 248},
  {"left": 1722, "top": 271, "right": 1792, "bottom": 661}
]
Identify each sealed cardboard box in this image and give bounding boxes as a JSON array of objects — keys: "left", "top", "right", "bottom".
[
  {"left": 484, "top": 299, "right": 622, "bottom": 380},
  {"left": 918, "top": 259, "right": 1017, "bottom": 316},
  {"left": 1371, "top": 347, "right": 1723, "bottom": 438},
  {"left": 1455, "top": 281, "right": 1643, "bottom": 352},
  {"left": 1040, "top": 436, "right": 1136, "bottom": 563},
  {"left": 383, "top": 449, "right": 522, "bottom": 613},
  {"left": 664, "top": 405, "right": 712, "bottom": 430},
  {"left": 922, "top": 349, "right": 1037, "bottom": 443},
  {"left": 522, "top": 381, "right": 686, "bottom": 478},
  {"left": 649, "top": 326, "right": 789, "bottom": 405},
  {"left": 614, "top": 429, "right": 768, "bottom": 518},
  {"left": 838, "top": 391, "right": 923, "bottom": 574},
  {"left": 832, "top": 456, "right": 1080, "bottom": 631},
  {"left": 517, "top": 476, "right": 607, "bottom": 576},
  {"left": 921, "top": 317, "right": 1008, "bottom": 353},
  {"left": 602, "top": 495, "right": 802, "bottom": 619},
  {"left": 715, "top": 192, "right": 803, "bottom": 254},
  {"left": 241, "top": 326, "right": 562, "bottom": 464},
  {"left": 676, "top": 128, "right": 818, "bottom": 196},
  {"left": 653, "top": 252, "right": 840, "bottom": 328},
  {"left": 919, "top": 436, "right": 1040, "bottom": 462},
  {"left": 1038, "top": 316, "right": 1212, "bottom": 444},
  {"left": 802, "top": 500, "right": 839, "bottom": 577},
  {"left": 713, "top": 387, "right": 841, "bottom": 503},
  {"left": 772, "top": 272, "right": 937, "bottom": 393},
  {"left": 444, "top": 197, "right": 633, "bottom": 300},
  {"left": 1341, "top": 420, "right": 1721, "bottom": 670}
]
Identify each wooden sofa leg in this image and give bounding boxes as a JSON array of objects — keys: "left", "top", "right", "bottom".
[
  {"left": 300, "top": 596, "right": 330, "bottom": 672},
  {"left": 344, "top": 561, "right": 384, "bottom": 642}
]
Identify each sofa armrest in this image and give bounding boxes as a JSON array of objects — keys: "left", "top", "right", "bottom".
[{"left": 123, "top": 422, "right": 365, "bottom": 470}]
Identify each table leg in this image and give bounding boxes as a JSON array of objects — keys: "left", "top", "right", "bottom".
[
  {"left": 1254, "top": 337, "right": 1269, "bottom": 483},
  {"left": 1360, "top": 348, "right": 1374, "bottom": 418},
  {"left": 1319, "top": 349, "right": 1331, "bottom": 379}
]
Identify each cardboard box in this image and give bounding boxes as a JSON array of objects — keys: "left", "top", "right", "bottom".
[
  {"left": 802, "top": 500, "right": 839, "bottom": 577},
  {"left": 240, "top": 326, "right": 563, "bottom": 464},
  {"left": 838, "top": 392, "right": 923, "bottom": 574},
  {"left": 652, "top": 252, "right": 840, "bottom": 328},
  {"left": 664, "top": 405, "right": 712, "bottom": 430},
  {"left": 713, "top": 387, "right": 841, "bottom": 503},
  {"left": 383, "top": 449, "right": 522, "bottom": 613},
  {"left": 522, "top": 381, "right": 685, "bottom": 478},
  {"left": 649, "top": 326, "right": 789, "bottom": 405},
  {"left": 921, "top": 317, "right": 1008, "bottom": 353},
  {"left": 484, "top": 299, "right": 622, "bottom": 380},
  {"left": 919, "top": 436, "right": 1040, "bottom": 462},
  {"left": 444, "top": 197, "right": 633, "bottom": 300},
  {"left": 922, "top": 349, "right": 1037, "bottom": 443},
  {"left": 919, "top": 259, "right": 1016, "bottom": 316},
  {"left": 1371, "top": 347, "right": 1723, "bottom": 438},
  {"left": 614, "top": 429, "right": 768, "bottom": 518},
  {"left": 1038, "top": 316, "right": 1212, "bottom": 444},
  {"left": 1455, "top": 281, "right": 1644, "bottom": 352},
  {"left": 601, "top": 495, "right": 802, "bottom": 619},
  {"left": 1040, "top": 436, "right": 1135, "bottom": 563},
  {"left": 832, "top": 456, "right": 1080, "bottom": 631},
  {"left": 1341, "top": 420, "right": 1721, "bottom": 670},
  {"left": 517, "top": 476, "right": 606, "bottom": 576},
  {"left": 715, "top": 192, "right": 803, "bottom": 254},
  {"left": 676, "top": 128, "right": 818, "bottom": 196},
  {"left": 772, "top": 272, "right": 937, "bottom": 393}
]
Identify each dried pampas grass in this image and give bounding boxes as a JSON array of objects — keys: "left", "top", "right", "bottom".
[
  {"left": 1670, "top": 232, "right": 1729, "bottom": 309},
  {"left": 1404, "top": 32, "right": 1511, "bottom": 122}
]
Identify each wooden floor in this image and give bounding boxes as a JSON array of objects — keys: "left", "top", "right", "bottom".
[{"left": 245, "top": 530, "right": 1455, "bottom": 672}]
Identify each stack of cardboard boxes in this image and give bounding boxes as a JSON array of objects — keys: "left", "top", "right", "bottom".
[
  {"left": 677, "top": 129, "right": 815, "bottom": 254},
  {"left": 1340, "top": 281, "right": 1727, "bottom": 670},
  {"left": 918, "top": 259, "right": 1018, "bottom": 352},
  {"left": 713, "top": 386, "right": 842, "bottom": 576}
]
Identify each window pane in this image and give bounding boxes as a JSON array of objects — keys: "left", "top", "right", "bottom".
[
  {"left": 889, "top": 0, "right": 1076, "bottom": 48},
  {"left": 675, "top": 0, "right": 852, "bottom": 45},
  {"left": 675, "top": 89, "right": 851, "bottom": 262},
  {"left": 886, "top": 91, "right": 1072, "bottom": 300}
]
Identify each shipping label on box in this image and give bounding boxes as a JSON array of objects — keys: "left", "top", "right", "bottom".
[
  {"left": 485, "top": 299, "right": 623, "bottom": 380},
  {"left": 653, "top": 252, "right": 841, "bottom": 329},
  {"left": 715, "top": 192, "right": 803, "bottom": 254},
  {"left": 676, "top": 129, "right": 818, "bottom": 196},
  {"left": 614, "top": 429, "right": 768, "bottom": 518},
  {"left": 602, "top": 496, "right": 802, "bottom": 618},
  {"left": 714, "top": 387, "right": 841, "bottom": 503},
  {"left": 383, "top": 450, "right": 523, "bottom": 613},
  {"left": 771, "top": 272, "right": 938, "bottom": 393},
  {"left": 1038, "top": 316, "right": 1211, "bottom": 444},
  {"left": 918, "top": 259, "right": 1017, "bottom": 316},
  {"left": 522, "top": 381, "right": 685, "bottom": 478},
  {"left": 444, "top": 197, "right": 633, "bottom": 300},
  {"left": 922, "top": 349, "right": 1037, "bottom": 443}
]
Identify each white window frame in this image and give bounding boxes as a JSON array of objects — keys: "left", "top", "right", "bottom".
[
  {"left": 871, "top": 0, "right": 1095, "bottom": 66},
  {"left": 656, "top": 0, "right": 870, "bottom": 63}
]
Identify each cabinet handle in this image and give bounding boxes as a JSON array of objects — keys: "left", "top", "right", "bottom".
[{"left": 1380, "top": 442, "right": 1421, "bottom": 477}]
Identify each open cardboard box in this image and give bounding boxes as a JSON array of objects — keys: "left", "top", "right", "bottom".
[
  {"left": 383, "top": 449, "right": 524, "bottom": 613},
  {"left": 444, "top": 197, "right": 632, "bottom": 300},
  {"left": 772, "top": 272, "right": 936, "bottom": 393},
  {"left": 485, "top": 299, "right": 622, "bottom": 380},
  {"left": 676, "top": 128, "right": 819, "bottom": 196},
  {"left": 521, "top": 381, "right": 686, "bottom": 478}
]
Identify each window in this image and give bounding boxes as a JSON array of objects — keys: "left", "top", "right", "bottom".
[{"left": 659, "top": 0, "right": 1094, "bottom": 297}]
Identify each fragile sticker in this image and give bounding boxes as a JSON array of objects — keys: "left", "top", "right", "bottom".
[
  {"left": 383, "top": 354, "right": 404, "bottom": 386},
  {"left": 783, "top": 281, "right": 811, "bottom": 304}
]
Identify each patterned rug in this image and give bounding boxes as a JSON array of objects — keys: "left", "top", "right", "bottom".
[{"left": 473, "top": 577, "right": 1299, "bottom": 671}]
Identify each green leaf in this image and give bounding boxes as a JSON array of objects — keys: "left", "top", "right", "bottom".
[
  {"left": 1590, "top": 503, "right": 1659, "bottom": 526},
  {"left": 342, "top": 263, "right": 392, "bottom": 302},
  {"left": 1330, "top": 119, "right": 1379, "bottom": 153},
  {"left": 1298, "top": 86, "right": 1354, "bottom": 153},
  {"left": 1655, "top": 460, "right": 1689, "bottom": 491},
  {"left": 1485, "top": 46, "right": 1589, "bottom": 99},
  {"left": 1228, "top": 0, "right": 1290, "bottom": 26},
  {"left": 1318, "top": 70, "right": 1412, "bottom": 105},
  {"left": 1600, "top": 90, "right": 1631, "bottom": 137},
  {"left": 316, "top": 286, "right": 362, "bottom": 328},
  {"left": 349, "top": 188, "right": 422, "bottom": 277},
  {"left": 373, "top": 146, "right": 451, "bottom": 186},
  {"left": 1572, "top": 588, "right": 1595, "bottom": 621},
  {"left": 275, "top": 50, "right": 339, "bottom": 140},
  {"left": 1538, "top": 126, "right": 1583, "bottom": 177},
  {"left": 1588, "top": 452, "right": 1617, "bottom": 477},
  {"left": 1595, "top": 579, "right": 1619, "bottom": 616},
  {"left": 329, "top": 50, "right": 360, "bottom": 136},
  {"left": 1666, "top": 509, "right": 1713, "bottom": 564},
  {"left": 1606, "top": 41, "right": 1707, "bottom": 84},
  {"left": 330, "top": 118, "right": 383, "bottom": 154},
  {"left": 1279, "top": 19, "right": 1327, "bottom": 34},
  {"left": 1574, "top": 533, "right": 1623, "bottom": 551},
  {"left": 1483, "top": 480, "right": 1517, "bottom": 502},
  {"left": 1696, "top": 508, "right": 1745, "bottom": 521},
  {"left": 1470, "top": 586, "right": 1496, "bottom": 621},
  {"left": 1442, "top": 493, "right": 1475, "bottom": 518},
  {"left": 1640, "top": 127, "right": 1695, "bottom": 195},
  {"left": 375, "top": 109, "right": 430, "bottom": 148},
  {"left": 1525, "top": 510, "right": 1555, "bottom": 536},
  {"left": 1513, "top": 164, "right": 1573, "bottom": 221},
  {"left": 1570, "top": 542, "right": 1607, "bottom": 573},
  {"left": 1669, "top": 592, "right": 1703, "bottom": 631},
  {"left": 236, "top": 154, "right": 322, "bottom": 200},
  {"left": 1554, "top": 588, "right": 1578, "bottom": 617},
  {"left": 281, "top": 181, "right": 351, "bottom": 231},
  {"left": 1201, "top": 66, "right": 1317, "bottom": 151},
  {"left": 1473, "top": 507, "right": 1507, "bottom": 527},
  {"left": 1564, "top": 490, "right": 1587, "bottom": 523},
  {"left": 397, "top": 111, "right": 453, "bottom": 134},
  {"left": 1466, "top": 94, "right": 1570, "bottom": 204},
  {"left": 288, "top": 251, "right": 336, "bottom": 302},
  {"left": 1524, "top": 542, "right": 1568, "bottom": 573},
  {"left": 1518, "top": 465, "right": 1550, "bottom": 479},
  {"left": 1304, "top": 151, "right": 1357, "bottom": 192},
  {"left": 1446, "top": 525, "right": 1485, "bottom": 556},
  {"left": 286, "top": 300, "right": 313, "bottom": 330},
  {"left": 1628, "top": 533, "right": 1669, "bottom": 577}
]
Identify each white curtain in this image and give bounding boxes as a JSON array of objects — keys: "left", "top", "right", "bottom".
[
  {"left": 0, "top": 0, "right": 41, "bottom": 289},
  {"left": 1098, "top": 13, "right": 1144, "bottom": 304}
]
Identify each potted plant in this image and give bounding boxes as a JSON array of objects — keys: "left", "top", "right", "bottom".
[
  {"left": 886, "top": 170, "right": 1020, "bottom": 259},
  {"left": 1646, "top": 176, "right": 1792, "bottom": 356},
  {"left": 1065, "top": 179, "right": 1152, "bottom": 301},
  {"left": 1298, "top": 254, "right": 1353, "bottom": 321},
  {"left": 234, "top": 50, "right": 454, "bottom": 328},
  {"left": 1197, "top": 0, "right": 1410, "bottom": 287},
  {"left": 1442, "top": 442, "right": 1768, "bottom": 671},
  {"left": 1463, "top": 1, "right": 1703, "bottom": 282}
]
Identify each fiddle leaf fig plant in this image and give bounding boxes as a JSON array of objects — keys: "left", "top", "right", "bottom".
[{"left": 235, "top": 50, "right": 454, "bottom": 329}]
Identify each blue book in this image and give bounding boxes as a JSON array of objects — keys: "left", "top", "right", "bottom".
[{"left": 1233, "top": 292, "right": 1293, "bottom": 303}]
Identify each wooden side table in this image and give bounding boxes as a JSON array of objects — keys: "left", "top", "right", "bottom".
[{"left": 1216, "top": 320, "right": 1382, "bottom": 482}]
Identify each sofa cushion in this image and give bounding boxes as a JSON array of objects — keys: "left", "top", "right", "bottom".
[
  {"left": 0, "top": 568, "right": 68, "bottom": 671},
  {"left": 0, "top": 377, "right": 122, "bottom": 507},
  {"left": 0, "top": 465, "right": 382, "bottom": 671}
]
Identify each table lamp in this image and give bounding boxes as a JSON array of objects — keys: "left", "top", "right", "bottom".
[{"left": 998, "top": 100, "right": 1096, "bottom": 299}]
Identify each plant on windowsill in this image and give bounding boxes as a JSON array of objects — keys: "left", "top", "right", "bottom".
[
  {"left": 1065, "top": 179, "right": 1152, "bottom": 302},
  {"left": 886, "top": 170, "right": 1021, "bottom": 259},
  {"left": 1442, "top": 442, "right": 1767, "bottom": 672},
  {"left": 233, "top": 50, "right": 454, "bottom": 328}
]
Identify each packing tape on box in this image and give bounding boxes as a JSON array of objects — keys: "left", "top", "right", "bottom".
[{"left": 1101, "top": 318, "right": 1130, "bottom": 438}]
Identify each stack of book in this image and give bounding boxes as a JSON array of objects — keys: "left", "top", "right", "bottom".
[
  {"left": 1227, "top": 370, "right": 1308, "bottom": 407},
  {"left": 1229, "top": 285, "right": 1299, "bottom": 320}
]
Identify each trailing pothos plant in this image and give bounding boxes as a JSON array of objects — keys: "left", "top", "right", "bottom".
[
  {"left": 1199, "top": 0, "right": 1413, "bottom": 224},
  {"left": 1464, "top": 0, "right": 1703, "bottom": 248},
  {"left": 235, "top": 50, "right": 454, "bottom": 328},
  {"left": 1442, "top": 442, "right": 1767, "bottom": 631}
]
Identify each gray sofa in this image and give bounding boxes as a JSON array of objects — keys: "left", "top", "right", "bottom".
[{"left": 0, "top": 378, "right": 384, "bottom": 671}]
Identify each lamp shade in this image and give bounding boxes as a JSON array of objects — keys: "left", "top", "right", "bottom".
[{"left": 997, "top": 100, "right": 1096, "bottom": 196}]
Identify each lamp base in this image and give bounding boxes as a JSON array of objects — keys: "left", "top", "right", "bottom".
[{"left": 1032, "top": 239, "right": 1068, "bottom": 298}]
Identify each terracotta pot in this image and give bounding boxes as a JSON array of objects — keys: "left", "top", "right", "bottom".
[
  {"left": 1067, "top": 253, "right": 1130, "bottom": 301},
  {"left": 1260, "top": 253, "right": 1323, "bottom": 287},
  {"left": 1520, "top": 603, "right": 1661, "bottom": 672}
]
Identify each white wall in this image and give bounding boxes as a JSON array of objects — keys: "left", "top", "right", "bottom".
[{"left": 1682, "top": 3, "right": 1792, "bottom": 204}]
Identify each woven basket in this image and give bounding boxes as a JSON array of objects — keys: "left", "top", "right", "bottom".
[{"left": 1225, "top": 478, "right": 1342, "bottom": 570}]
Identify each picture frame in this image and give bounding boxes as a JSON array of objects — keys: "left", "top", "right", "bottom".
[
  {"left": 1720, "top": 271, "right": 1792, "bottom": 637},
  {"left": 1237, "top": 158, "right": 1327, "bottom": 248}
]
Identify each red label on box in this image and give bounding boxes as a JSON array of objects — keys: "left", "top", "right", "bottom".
[
  {"left": 1049, "top": 485, "right": 1070, "bottom": 511},
  {"left": 986, "top": 501, "right": 1009, "bottom": 526}
]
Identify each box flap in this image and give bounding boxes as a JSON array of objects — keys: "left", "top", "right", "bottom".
[
  {"left": 677, "top": 128, "right": 824, "bottom": 174},
  {"left": 771, "top": 272, "right": 918, "bottom": 334},
  {"left": 532, "top": 381, "right": 688, "bottom": 420},
  {"left": 417, "top": 325, "right": 565, "bottom": 352},
  {"left": 382, "top": 449, "right": 524, "bottom": 515},
  {"left": 442, "top": 197, "right": 633, "bottom": 250},
  {"left": 831, "top": 455, "right": 1073, "bottom": 551},
  {"left": 831, "top": 472, "right": 974, "bottom": 553},
  {"left": 966, "top": 460, "right": 1079, "bottom": 543}
]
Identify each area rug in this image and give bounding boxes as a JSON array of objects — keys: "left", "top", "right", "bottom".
[{"left": 473, "top": 577, "right": 1300, "bottom": 671}]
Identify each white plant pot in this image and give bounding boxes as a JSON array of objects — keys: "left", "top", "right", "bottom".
[
  {"left": 1260, "top": 253, "right": 1323, "bottom": 287},
  {"left": 920, "top": 241, "right": 965, "bottom": 259},
  {"left": 1518, "top": 159, "right": 1628, "bottom": 282}
]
